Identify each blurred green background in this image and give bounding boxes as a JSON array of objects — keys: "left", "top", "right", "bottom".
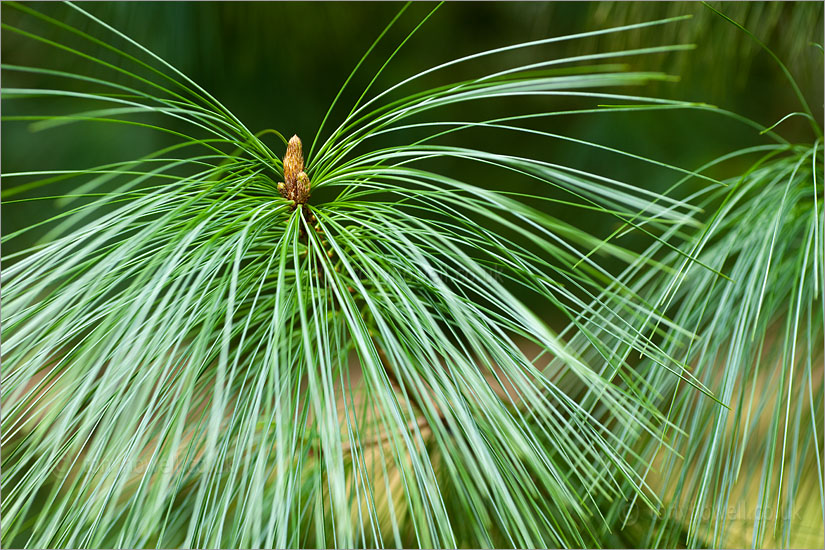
[
  {"left": 3, "top": 1, "right": 823, "bottom": 257},
  {"left": 1, "top": 6, "right": 823, "bottom": 546}
]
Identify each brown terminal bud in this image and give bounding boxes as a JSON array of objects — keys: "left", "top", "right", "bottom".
[
  {"left": 278, "top": 134, "right": 311, "bottom": 207},
  {"left": 283, "top": 135, "right": 304, "bottom": 182}
]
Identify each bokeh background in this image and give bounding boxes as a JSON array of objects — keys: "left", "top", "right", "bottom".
[
  {"left": 2, "top": 3, "right": 824, "bottom": 547},
  {"left": 3, "top": 1, "right": 823, "bottom": 257}
]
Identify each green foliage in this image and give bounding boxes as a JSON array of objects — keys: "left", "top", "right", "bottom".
[
  {"left": 571, "top": 138, "right": 824, "bottom": 548},
  {"left": 1, "top": 2, "right": 822, "bottom": 548}
]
